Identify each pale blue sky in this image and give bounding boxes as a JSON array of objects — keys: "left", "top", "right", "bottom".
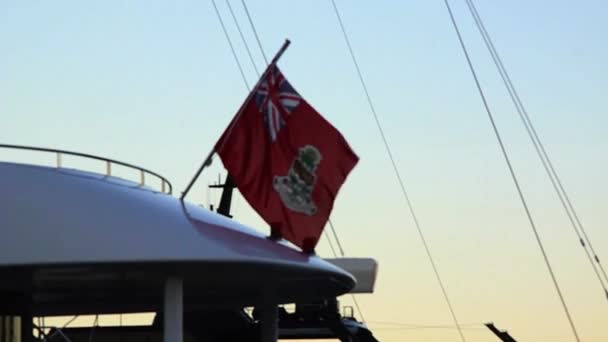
[{"left": 2, "top": 1, "right": 608, "bottom": 341}]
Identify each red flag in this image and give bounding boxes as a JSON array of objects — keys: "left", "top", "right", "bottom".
[{"left": 215, "top": 64, "right": 358, "bottom": 252}]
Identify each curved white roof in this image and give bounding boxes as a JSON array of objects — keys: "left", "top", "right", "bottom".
[{"left": 0, "top": 162, "right": 354, "bottom": 315}]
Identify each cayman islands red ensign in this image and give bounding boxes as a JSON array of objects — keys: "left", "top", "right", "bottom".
[{"left": 215, "top": 64, "right": 358, "bottom": 253}]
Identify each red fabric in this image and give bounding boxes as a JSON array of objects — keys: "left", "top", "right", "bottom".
[{"left": 215, "top": 65, "right": 358, "bottom": 252}]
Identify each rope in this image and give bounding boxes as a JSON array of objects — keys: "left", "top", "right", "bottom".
[
  {"left": 464, "top": 0, "right": 608, "bottom": 298},
  {"left": 369, "top": 320, "right": 483, "bottom": 328},
  {"left": 372, "top": 326, "right": 486, "bottom": 331},
  {"left": 328, "top": 218, "right": 365, "bottom": 323},
  {"left": 368, "top": 321, "right": 486, "bottom": 331},
  {"left": 225, "top": 0, "right": 261, "bottom": 77},
  {"left": 87, "top": 315, "right": 99, "bottom": 342},
  {"left": 330, "top": 1, "right": 466, "bottom": 340},
  {"left": 328, "top": 218, "right": 346, "bottom": 257},
  {"left": 240, "top": 0, "right": 268, "bottom": 64},
  {"left": 62, "top": 316, "right": 79, "bottom": 329},
  {"left": 442, "top": 1, "right": 580, "bottom": 341},
  {"left": 324, "top": 229, "right": 338, "bottom": 257},
  {"left": 211, "top": 0, "right": 251, "bottom": 91},
  {"left": 324, "top": 218, "right": 366, "bottom": 323},
  {"left": 350, "top": 295, "right": 366, "bottom": 324}
]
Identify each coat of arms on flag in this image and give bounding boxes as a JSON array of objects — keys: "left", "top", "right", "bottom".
[
  {"left": 273, "top": 145, "right": 322, "bottom": 216},
  {"left": 215, "top": 63, "right": 358, "bottom": 253}
]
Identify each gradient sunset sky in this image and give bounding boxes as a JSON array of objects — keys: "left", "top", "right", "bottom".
[{"left": 2, "top": 1, "right": 608, "bottom": 341}]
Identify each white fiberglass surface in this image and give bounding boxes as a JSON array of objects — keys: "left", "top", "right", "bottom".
[{"left": 0, "top": 162, "right": 347, "bottom": 278}]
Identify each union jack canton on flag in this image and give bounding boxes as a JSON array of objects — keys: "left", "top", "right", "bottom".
[{"left": 254, "top": 65, "right": 302, "bottom": 141}]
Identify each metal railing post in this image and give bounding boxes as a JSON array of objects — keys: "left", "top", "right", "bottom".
[{"left": 1, "top": 144, "right": 172, "bottom": 194}]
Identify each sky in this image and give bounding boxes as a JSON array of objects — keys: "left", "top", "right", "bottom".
[{"left": 2, "top": 0, "right": 608, "bottom": 341}]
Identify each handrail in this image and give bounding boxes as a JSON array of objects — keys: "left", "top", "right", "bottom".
[{"left": 0, "top": 144, "right": 173, "bottom": 194}]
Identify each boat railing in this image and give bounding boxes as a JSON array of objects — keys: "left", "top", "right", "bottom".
[{"left": 0, "top": 144, "right": 173, "bottom": 194}]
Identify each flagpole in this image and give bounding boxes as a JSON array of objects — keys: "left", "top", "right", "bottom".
[{"left": 180, "top": 39, "right": 291, "bottom": 201}]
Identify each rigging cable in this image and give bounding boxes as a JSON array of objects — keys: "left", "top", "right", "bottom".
[
  {"left": 463, "top": 0, "right": 608, "bottom": 298},
  {"left": 368, "top": 321, "right": 486, "bottom": 331},
  {"left": 222, "top": 0, "right": 261, "bottom": 217},
  {"left": 369, "top": 320, "right": 483, "bottom": 328},
  {"left": 352, "top": 297, "right": 366, "bottom": 325},
  {"left": 441, "top": 1, "right": 580, "bottom": 341},
  {"left": 240, "top": 0, "right": 269, "bottom": 64},
  {"left": 211, "top": 0, "right": 251, "bottom": 91},
  {"left": 61, "top": 316, "right": 79, "bottom": 329},
  {"left": 328, "top": 218, "right": 346, "bottom": 257},
  {"left": 225, "top": 0, "right": 261, "bottom": 76},
  {"left": 324, "top": 229, "right": 338, "bottom": 257},
  {"left": 372, "top": 326, "right": 485, "bottom": 331},
  {"left": 324, "top": 232, "right": 366, "bottom": 324},
  {"left": 87, "top": 315, "right": 99, "bottom": 342},
  {"left": 330, "top": 1, "right": 466, "bottom": 341},
  {"left": 326, "top": 217, "right": 366, "bottom": 323}
]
